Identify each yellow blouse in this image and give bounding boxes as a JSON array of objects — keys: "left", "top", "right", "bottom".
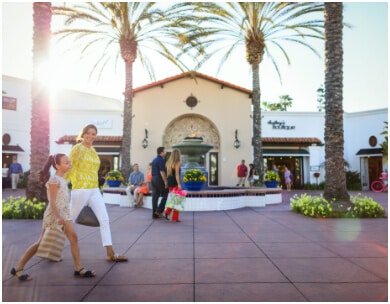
[{"left": 68, "top": 143, "right": 100, "bottom": 190}]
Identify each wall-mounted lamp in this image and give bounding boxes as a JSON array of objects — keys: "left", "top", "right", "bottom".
[
  {"left": 142, "top": 129, "right": 148, "bottom": 149},
  {"left": 234, "top": 129, "right": 241, "bottom": 149}
]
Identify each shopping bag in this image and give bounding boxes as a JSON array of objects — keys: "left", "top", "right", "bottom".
[
  {"left": 36, "top": 226, "right": 66, "bottom": 262},
  {"left": 166, "top": 189, "right": 187, "bottom": 212},
  {"left": 76, "top": 206, "right": 100, "bottom": 227}
]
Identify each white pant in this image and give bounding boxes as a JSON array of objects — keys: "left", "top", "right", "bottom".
[
  {"left": 71, "top": 188, "right": 112, "bottom": 247},
  {"left": 11, "top": 173, "right": 20, "bottom": 190},
  {"left": 125, "top": 186, "right": 140, "bottom": 205}
]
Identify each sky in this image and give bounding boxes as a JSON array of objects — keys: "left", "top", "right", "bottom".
[{"left": 1, "top": 2, "right": 388, "bottom": 112}]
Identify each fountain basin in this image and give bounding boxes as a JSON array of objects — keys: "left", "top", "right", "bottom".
[{"left": 103, "top": 187, "right": 282, "bottom": 210}]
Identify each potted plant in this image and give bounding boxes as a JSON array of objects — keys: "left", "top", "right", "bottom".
[
  {"left": 182, "top": 168, "right": 207, "bottom": 191},
  {"left": 105, "top": 170, "right": 124, "bottom": 187},
  {"left": 264, "top": 171, "right": 280, "bottom": 188}
]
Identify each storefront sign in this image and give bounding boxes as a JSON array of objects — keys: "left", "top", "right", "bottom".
[{"left": 268, "top": 120, "right": 295, "bottom": 130}]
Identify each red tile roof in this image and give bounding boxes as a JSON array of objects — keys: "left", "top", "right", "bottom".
[
  {"left": 133, "top": 71, "right": 252, "bottom": 95},
  {"left": 262, "top": 137, "right": 323, "bottom": 145},
  {"left": 56, "top": 135, "right": 122, "bottom": 145},
  {"left": 2, "top": 145, "right": 24, "bottom": 152},
  {"left": 57, "top": 135, "right": 322, "bottom": 146}
]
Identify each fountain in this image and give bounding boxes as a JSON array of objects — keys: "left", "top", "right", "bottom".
[
  {"left": 172, "top": 137, "right": 213, "bottom": 169},
  {"left": 172, "top": 137, "right": 213, "bottom": 190},
  {"left": 103, "top": 137, "right": 282, "bottom": 210}
]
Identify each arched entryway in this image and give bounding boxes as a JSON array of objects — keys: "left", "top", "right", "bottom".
[{"left": 163, "top": 114, "right": 220, "bottom": 185}]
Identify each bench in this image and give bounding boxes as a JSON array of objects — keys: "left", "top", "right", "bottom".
[{"left": 102, "top": 187, "right": 152, "bottom": 207}]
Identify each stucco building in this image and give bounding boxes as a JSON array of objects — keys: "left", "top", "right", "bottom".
[{"left": 2, "top": 73, "right": 387, "bottom": 189}]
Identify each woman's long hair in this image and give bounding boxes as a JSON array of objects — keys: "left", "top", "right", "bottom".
[
  {"left": 39, "top": 154, "right": 65, "bottom": 185},
  {"left": 76, "top": 124, "right": 98, "bottom": 142},
  {"left": 166, "top": 149, "right": 181, "bottom": 176}
]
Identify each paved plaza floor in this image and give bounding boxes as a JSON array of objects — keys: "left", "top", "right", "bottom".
[{"left": 2, "top": 188, "right": 388, "bottom": 302}]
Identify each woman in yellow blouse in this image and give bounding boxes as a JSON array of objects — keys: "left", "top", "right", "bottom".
[{"left": 68, "top": 124, "right": 127, "bottom": 262}]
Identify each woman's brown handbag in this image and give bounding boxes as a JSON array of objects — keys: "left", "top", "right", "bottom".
[
  {"left": 76, "top": 206, "right": 100, "bottom": 227},
  {"left": 36, "top": 225, "right": 66, "bottom": 262}
]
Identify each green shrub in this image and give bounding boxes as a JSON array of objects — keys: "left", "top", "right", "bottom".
[
  {"left": 350, "top": 194, "right": 386, "bottom": 218},
  {"left": 290, "top": 193, "right": 385, "bottom": 218},
  {"left": 290, "top": 193, "right": 332, "bottom": 217},
  {"left": 303, "top": 183, "right": 324, "bottom": 190},
  {"left": 2, "top": 196, "right": 47, "bottom": 219}
]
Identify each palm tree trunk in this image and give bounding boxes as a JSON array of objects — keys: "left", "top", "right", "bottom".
[
  {"left": 120, "top": 60, "right": 133, "bottom": 180},
  {"left": 323, "top": 2, "right": 350, "bottom": 205},
  {"left": 27, "top": 2, "right": 51, "bottom": 201},
  {"left": 251, "top": 63, "right": 264, "bottom": 183}
]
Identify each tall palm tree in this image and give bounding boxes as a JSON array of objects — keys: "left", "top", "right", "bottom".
[
  {"left": 191, "top": 2, "right": 324, "bottom": 183},
  {"left": 52, "top": 2, "right": 201, "bottom": 179},
  {"left": 26, "top": 2, "right": 52, "bottom": 201},
  {"left": 323, "top": 2, "right": 350, "bottom": 205}
]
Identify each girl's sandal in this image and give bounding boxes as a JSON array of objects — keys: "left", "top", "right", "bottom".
[
  {"left": 74, "top": 267, "right": 96, "bottom": 277},
  {"left": 10, "top": 267, "right": 32, "bottom": 281},
  {"left": 106, "top": 254, "right": 128, "bottom": 262}
]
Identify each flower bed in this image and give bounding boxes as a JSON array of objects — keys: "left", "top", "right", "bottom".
[{"left": 290, "top": 193, "right": 385, "bottom": 218}]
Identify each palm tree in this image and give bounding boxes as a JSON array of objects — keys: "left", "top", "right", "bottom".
[
  {"left": 323, "top": 2, "right": 350, "bottom": 205},
  {"left": 51, "top": 2, "right": 201, "bottom": 179},
  {"left": 191, "top": 2, "right": 324, "bottom": 183},
  {"left": 26, "top": 2, "right": 52, "bottom": 201},
  {"left": 262, "top": 94, "right": 293, "bottom": 111}
]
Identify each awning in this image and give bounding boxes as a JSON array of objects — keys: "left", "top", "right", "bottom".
[
  {"left": 95, "top": 147, "right": 121, "bottom": 153},
  {"left": 2, "top": 145, "right": 24, "bottom": 153},
  {"left": 356, "top": 148, "right": 383, "bottom": 157},
  {"left": 263, "top": 149, "right": 309, "bottom": 157}
]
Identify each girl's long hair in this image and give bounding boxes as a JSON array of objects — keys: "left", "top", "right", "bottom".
[
  {"left": 39, "top": 154, "right": 65, "bottom": 185},
  {"left": 166, "top": 149, "right": 181, "bottom": 176},
  {"left": 76, "top": 124, "right": 97, "bottom": 142}
]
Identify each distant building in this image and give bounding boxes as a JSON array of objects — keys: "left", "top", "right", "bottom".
[{"left": 2, "top": 73, "right": 387, "bottom": 189}]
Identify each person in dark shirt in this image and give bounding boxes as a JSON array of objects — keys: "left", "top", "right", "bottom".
[
  {"left": 9, "top": 158, "right": 23, "bottom": 190},
  {"left": 151, "top": 147, "right": 169, "bottom": 219}
]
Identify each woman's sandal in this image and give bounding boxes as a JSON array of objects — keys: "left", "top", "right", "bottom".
[
  {"left": 10, "top": 267, "right": 32, "bottom": 281},
  {"left": 106, "top": 254, "right": 128, "bottom": 262},
  {"left": 74, "top": 267, "right": 96, "bottom": 278}
]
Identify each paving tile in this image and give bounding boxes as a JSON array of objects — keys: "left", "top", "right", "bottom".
[
  {"left": 135, "top": 230, "right": 194, "bottom": 243},
  {"left": 259, "top": 242, "right": 338, "bottom": 258},
  {"left": 299, "top": 229, "right": 383, "bottom": 243},
  {"left": 250, "top": 230, "right": 310, "bottom": 243},
  {"left": 195, "top": 282, "right": 307, "bottom": 302},
  {"left": 86, "top": 284, "right": 194, "bottom": 302},
  {"left": 100, "top": 259, "right": 194, "bottom": 285},
  {"left": 127, "top": 242, "right": 194, "bottom": 259},
  {"left": 272, "top": 257, "right": 386, "bottom": 282},
  {"left": 195, "top": 231, "right": 252, "bottom": 243},
  {"left": 195, "top": 242, "right": 265, "bottom": 258},
  {"left": 195, "top": 258, "right": 288, "bottom": 283},
  {"left": 321, "top": 242, "right": 388, "bottom": 258},
  {"left": 295, "top": 282, "right": 388, "bottom": 302},
  {"left": 350, "top": 257, "right": 388, "bottom": 280},
  {"left": 3, "top": 285, "right": 93, "bottom": 302}
]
